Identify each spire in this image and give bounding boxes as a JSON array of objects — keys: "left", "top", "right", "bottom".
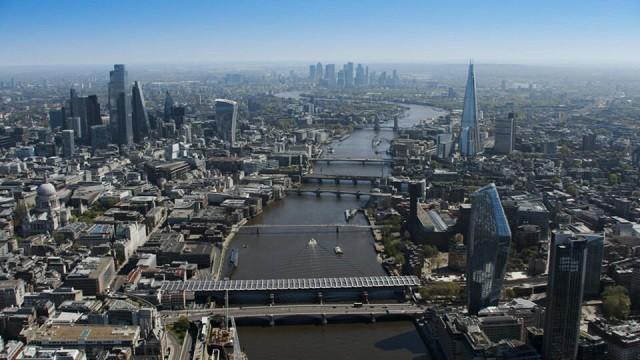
[{"left": 459, "top": 61, "right": 481, "bottom": 157}]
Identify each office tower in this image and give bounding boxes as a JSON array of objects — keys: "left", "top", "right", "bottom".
[
  {"left": 460, "top": 63, "right": 481, "bottom": 157},
  {"left": 337, "top": 70, "right": 345, "bottom": 88},
  {"left": 65, "top": 117, "right": 82, "bottom": 141},
  {"left": 309, "top": 64, "right": 316, "bottom": 81},
  {"left": 69, "top": 88, "right": 78, "bottom": 116},
  {"left": 392, "top": 69, "right": 399, "bottom": 87},
  {"left": 86, "top": 95, "right": 101, "bottom": 127},
  {"left": 543, "top": 231, "right": 588, "bottom": 360},
  {"left": 108, "top": 64, "right": 132, "bottom": 146},
  {"left": 355, "top": 64, "right": 366, "bottom": 86},
  {"left": 365, "top": 66, "right": 369, "bottom": 86},
  {"left": 583, "top": 233, "right": 604, "bottom": 298},
  {"left": 215, "top": 99, "right": 238, "bottom": 146},
  {"left": 631, "top": 261, "right": 640, "bottom": 310},
  {"left": 62, "top": 130, "right": 75, "bottom": 158},
  {"left": 325, "top": 64, "right": 336, "bottom": 88},
  {"left": 48, "top": 109, "right": 65, "bottom": 130},
  {"left": 316, "top": 62, "right": 323, "bottom": 82},
  {"left": 344, "top": 62, "right": 354, "bottom": 88},
  {"left": 494, "top": 112, "right": 515, "bottom": 154},
  {"left": 164, "top": 91, "right": 174, "bottom": 122},
  {"left": 131, "top": 81, "right": 150, "bottom": 143},
  {"left": 71, "top": 95, "right": 89, "bottom": 144},
  {"left": 90, "top": 125, "right": 110, "bottom": 150},
  {"left": 467, "top": 183, "right": 511, "bottom": 315},
  {"left": 171, "top": 106, "right": 186, "bottom": 129}
]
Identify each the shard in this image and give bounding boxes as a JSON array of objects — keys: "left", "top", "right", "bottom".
[{"left": 459, "top": 62, "right": 481, "bottom": 156}]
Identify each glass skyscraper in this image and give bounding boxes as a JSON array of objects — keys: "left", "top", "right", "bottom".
[
  {"left": 108, "top": 64, "right": 132, "bottom": 146},
  {"left": 466, "top": 183, "right": 511, "bottom": 314},
  {"left": 215, "top": 99, "right": 238, "bottom": 146},
  {"left": 132, "top": 81, "right": 150, "bottom": 143},
  {"left": 543, "top": 231, "right": 588, "bottom": 360},
  {"left": 460, "top": 63, "right": 481, "bottom": 157}
]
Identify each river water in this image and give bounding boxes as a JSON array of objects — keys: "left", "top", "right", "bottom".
[{"left": 230, "top": 91, "right": 446, "bottom": 359}]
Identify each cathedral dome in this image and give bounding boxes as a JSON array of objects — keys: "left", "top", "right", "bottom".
[{"left": 37, "top": 183, "right": 56, "bottom": 197}]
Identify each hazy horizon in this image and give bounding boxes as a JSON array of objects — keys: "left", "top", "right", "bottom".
[{"left": 1, "top": 0, "right": 639, "bottom": 67}]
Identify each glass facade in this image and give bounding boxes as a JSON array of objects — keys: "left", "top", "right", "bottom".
[
  {"left": 466, "top": 183, "right": 511, "bottom": 314},
  {"left": 543, "top": 231, "right": 588, "bottom": 360}
]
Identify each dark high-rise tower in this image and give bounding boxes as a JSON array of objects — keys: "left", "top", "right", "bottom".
[
  {"left": 494, "top": 112, "right": 515, "bottom": 154},
  {"left": 543, "top": 231, "right": 588, "bottom": 360},
  {"left": 131, "top": 81, "right": 150, "bottom": 143},
  {"left": 108, "top": 64, "right": 132, "bottom": 145},
  {"left": 164, "top": 91, "right": 174, "bottom": 122},
  {"left": 466, "top": 183, "right": 511, "bottom": 314},
  {"left": 215, "top": 99, "right": 238, "bottom": 146}
]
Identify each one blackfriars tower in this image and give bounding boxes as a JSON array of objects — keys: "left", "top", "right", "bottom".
[
  {"left": 543, "top": 231, "right": 588, "bottom": 360},
  {"left": 466, "top": 183, "right": 511, "bottom": 314},
  {"left": 108, "top": 64, "right": 133, "bottom": 146},
  {"left": 215, "top": 99, "right": 238, "bottom": 146},
  {"left": 459, "top": 62, "right": 482, "bottom": 157}
]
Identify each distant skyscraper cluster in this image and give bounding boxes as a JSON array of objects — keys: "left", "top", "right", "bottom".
[{"left": 307, "top": 62, "right": 399, "bottom": 88}]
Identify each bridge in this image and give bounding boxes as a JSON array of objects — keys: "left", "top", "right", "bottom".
[
  {"left": 161, "top": 276, "right": 419, "bottom": 292},
  {"left": 285, "top": 188, "right": 374, "bottom": 198},
  {"left": 161, "top": 303, "right": 424, "bottom": 325},
  {"left": 310, "top": 157, "right": 393, "bottom": 165},
  {"left": 159, "top": 276, "right": 420, "bottom": 305},
  {"left": 302, "top": 174, "right": 382, "bottom": 185}
]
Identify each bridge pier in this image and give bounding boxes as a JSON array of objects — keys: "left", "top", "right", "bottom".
[
  {"left": 296, "top": 189, "right": 302, "bottom": 196},
  {"left": 321, "top": 314, "right": 328, "bottom": 325},
  {"left": 315, "top": 190, "right": 321, "bottom": 197},
  {"left": 370, "top": 313, "right": 377, "bottom": 323},
  {"left": 336, "top": 191, "right": 341, "bottom": 198},
  {"left": 361, "top": 160, "right": 366, "bottom": 165},
  {"left": 269, "top": 315, "right": 275, "bottom": 327},
  {"left": 355, "top": 191, "right": 361, "bottom": 199},
  {"left": 316, "top": 292, "right": 324, "bottom": 304},
  {"left": 361, "top": 291, "right": 369, "bottom": 304},
  {"left": 269, "top": 293, "right": 275, "bottom": 306},
  {"left": 352, "top": 179, "right": 358, "bottom": 185},
  {"left": 334, "top": 178, "right": 340, "bottom": 185}
]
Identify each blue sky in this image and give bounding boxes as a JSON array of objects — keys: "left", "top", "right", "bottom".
[{"left": 0, "top": 0, "right": 638, "bottom": 66}]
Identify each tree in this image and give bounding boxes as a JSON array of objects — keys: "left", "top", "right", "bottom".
[
  {"left": 423, "top": 245, "right": 439, "bottom": 259},
  {"left": 602, "top": 286, "right": 631, "bottom": 320},
  {"left": 608, "top": 173, "right": 620, "bottom": 185},
  {"left": 419, "top": 282, "right": 461, "bottom": 299}
]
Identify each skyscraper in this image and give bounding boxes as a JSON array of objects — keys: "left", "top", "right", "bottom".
[
  {"left": 344, "top": 62, "right": 354, "bottom": 88},
  {"left": 164, "top": 91, "right": 174, "bottom": 122},
  {"left": 543, "top": 231, "right": 588, "bottom": 360},
  {"left": 494, "top": 112, "right": 515, "bottom": 154},
  {"left": 316, "top": 62, "right": 323, "bottom": 82},
  {"left": 460, "top": 63, "right": 481, "bottom": 157},
  {"left": 583, "top": 233, "right": 604, "bottom": 298},
  {"left": 337, "top": 70, "right": 345, "bottom": 88},
  {"left": 131, "top": 81, "right": 150, "bottom": 143},
  {"left": 467, "top": 183, "right": 511, "bottom": 314},
  {"left": 309, "top": 64, "right": 316, "bottom": 81},
  {"left": 108, "top": 64, "right": 132, "bottom": 146},
  {"left": 325, "top": 64, "right": 336, "bottom": 88},
  {"left": 62, "top": 129, "right": 75, "bottom": 158},
  {"left": 215, "top": 99, "right": 238, "bottom": 146},
  {"left": 355, "top": 64, "right": 366, "bottom": 86}
]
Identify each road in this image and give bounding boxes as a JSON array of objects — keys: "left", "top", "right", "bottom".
[{"left": 162, "top": 303, "right": 424, "bottom": 321}]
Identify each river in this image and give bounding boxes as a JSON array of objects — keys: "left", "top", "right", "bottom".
[{"left": 228, "top": 91, "right": 445, "bottom": 359}]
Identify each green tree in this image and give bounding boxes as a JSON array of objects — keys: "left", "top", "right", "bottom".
[
  {"left": 423, "top": 245, "right": 439, "bottom": 259},
  {"left": 167, "top": 316, "right": 191, "bottom": 342},
  {"left": 419, "top": 282, "right": 461, "bottom": 299},
  {"left": 608, "top": 173, "right": 620, "bottom": 185},
  {"left": 602, "top": 286, "right": 631, "bottom": 320}
]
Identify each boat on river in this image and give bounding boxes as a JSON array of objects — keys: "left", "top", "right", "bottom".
[{"left": 334, "top": 246, "right": 343, "bottom": 255}]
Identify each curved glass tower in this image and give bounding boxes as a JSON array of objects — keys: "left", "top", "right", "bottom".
[{"left": 466, "top": 183, "right": 511, "bottom": 314}]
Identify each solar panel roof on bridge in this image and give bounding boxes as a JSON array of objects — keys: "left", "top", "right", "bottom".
[{"left": 159, "top": 275, "right": 420, "bottom": 292}]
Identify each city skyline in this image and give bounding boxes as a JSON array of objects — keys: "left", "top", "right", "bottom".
[{"left": 1, "top": 0, "right": 639, "bottom": 66}]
